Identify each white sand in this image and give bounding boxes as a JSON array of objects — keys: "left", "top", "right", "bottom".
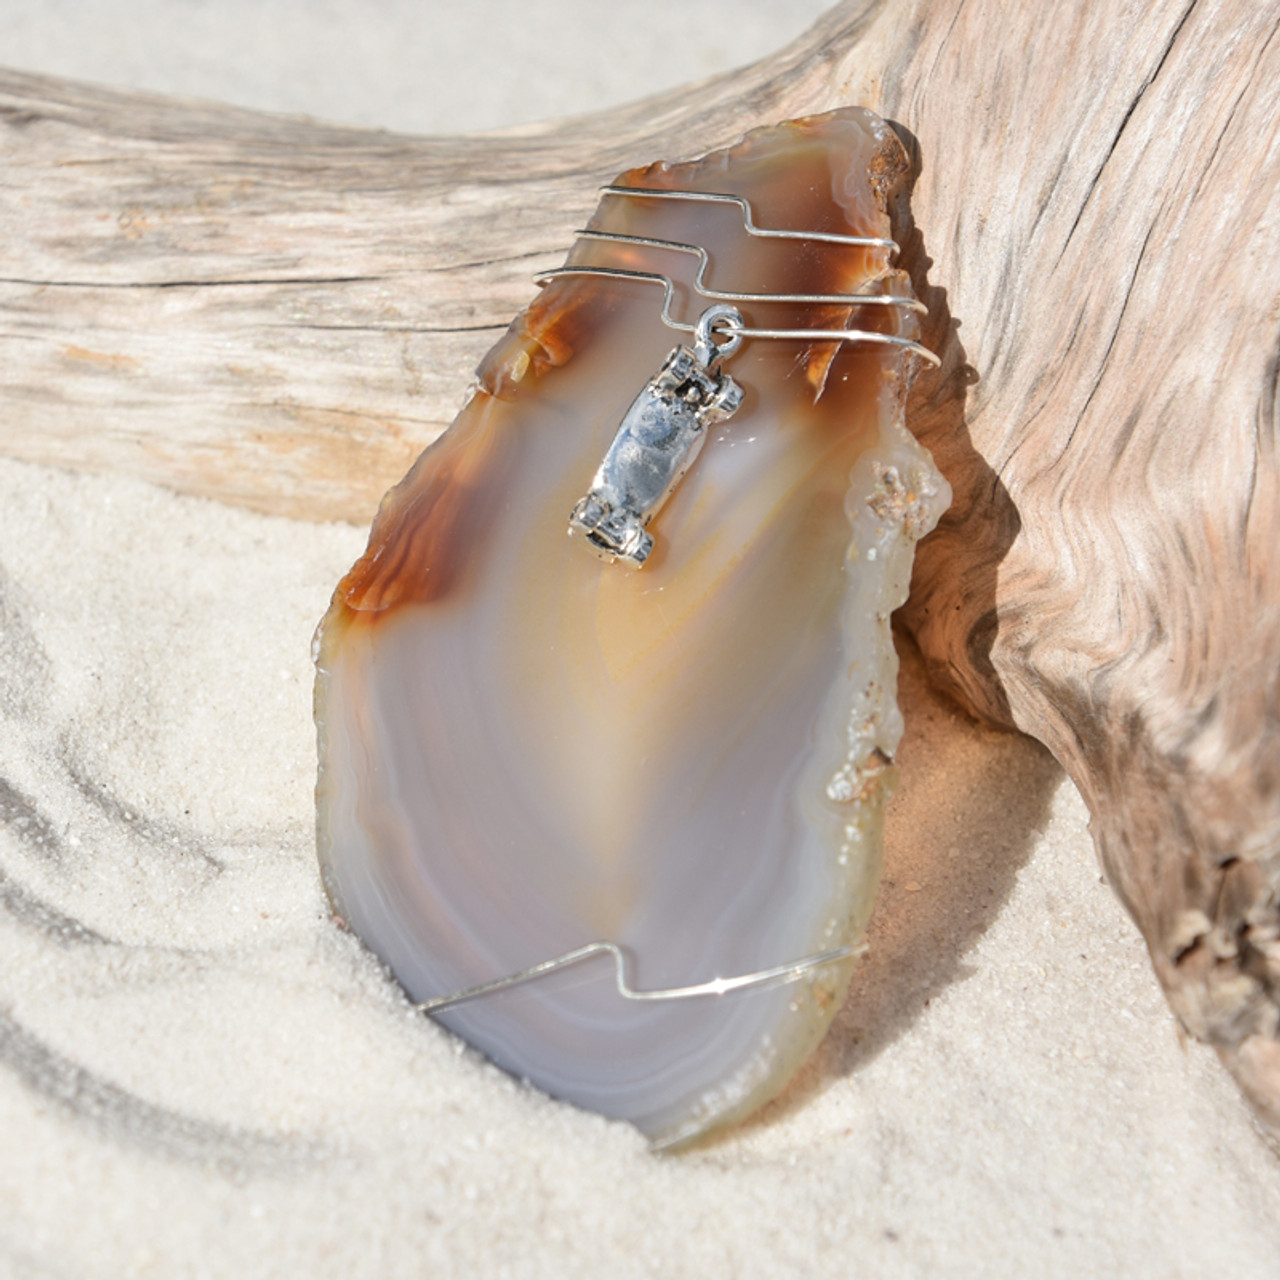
[{"left": 1, "top": 5, "right": 1279, "bottom": 1276}]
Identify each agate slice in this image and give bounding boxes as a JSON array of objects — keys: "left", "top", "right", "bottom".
[{"left": 314, "top": 108, "right": 950, "bottom": 1148}]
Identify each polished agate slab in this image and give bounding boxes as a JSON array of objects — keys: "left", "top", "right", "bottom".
[{"left": 315, "top": 108, "right": 949, "bottom": 1147}]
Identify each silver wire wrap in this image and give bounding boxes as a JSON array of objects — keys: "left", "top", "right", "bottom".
[
  {"left": 534, "top": 184, "right": 941, "bottom": 367},
  {"left": 416, "top": 940, "right": 867, "bottom": 1014}
]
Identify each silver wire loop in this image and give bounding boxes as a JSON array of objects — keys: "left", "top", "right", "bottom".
[
  {"left": 415, "top": 939, "right": 867, "bottom": 1014},
  {"left": 694, "top": 303, "right": 744, "bottom": 365}
]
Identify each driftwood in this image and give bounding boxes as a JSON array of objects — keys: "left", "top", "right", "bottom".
[{"left": 3, "top": 0, "right": 1279, "bottom": 1138}]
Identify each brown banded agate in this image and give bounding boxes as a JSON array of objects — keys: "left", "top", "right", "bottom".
[{"left": 314, "top": 108, "right": 949, "bottom": 1147}]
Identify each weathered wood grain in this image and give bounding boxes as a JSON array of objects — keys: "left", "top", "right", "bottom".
[{"left": 2, "top": 0, "right": 1279, "bottom": 1138}]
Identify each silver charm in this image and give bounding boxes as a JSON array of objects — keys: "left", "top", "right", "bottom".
[{"left": 569, "top": 305, "right": 745, "bottom": 567}]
